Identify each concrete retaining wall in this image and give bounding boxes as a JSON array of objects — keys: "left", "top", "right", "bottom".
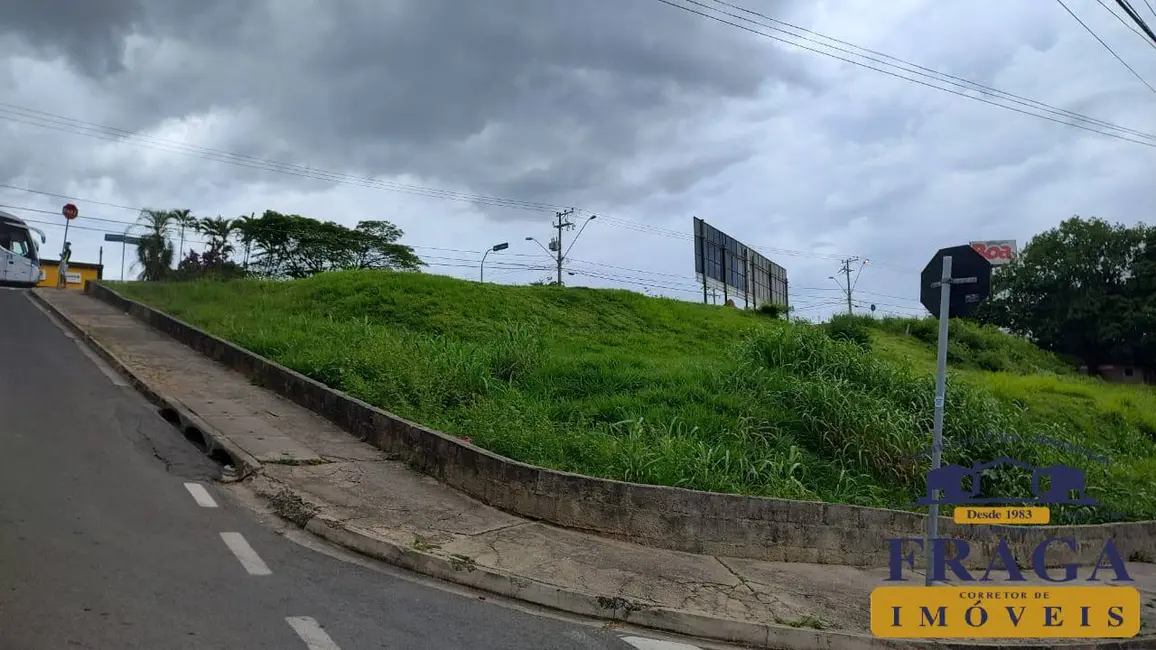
[{"left": 87, "top": 281, "right": 1156, "bottom": 569}]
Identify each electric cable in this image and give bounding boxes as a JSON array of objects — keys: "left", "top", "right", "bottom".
[
  {"left": 1055, "top": 0, "right": 1156, "bottom": 92},
  {"left": 654, "top": 0, "right": 1156, "bottom": 138},
  {"left": 703, "top": 0, "right": 1156, "bottom": 136}
]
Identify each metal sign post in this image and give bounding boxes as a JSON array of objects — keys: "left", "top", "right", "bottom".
[
  {"left": 103, "top": 232, "right": 144, "bottom": 281},
  {"left": 919, "top": 245, "right": 991, "bottom": 586},
  {"left": 480, "top": 241, "right": 509, "bottom": 282},
  {"left": 61, "top": 203, "right": 78, "bottom": 259}
]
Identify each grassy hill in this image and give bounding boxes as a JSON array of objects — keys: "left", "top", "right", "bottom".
[{"left": 114, "top": 270, "right": 1156, "bottom": 523}]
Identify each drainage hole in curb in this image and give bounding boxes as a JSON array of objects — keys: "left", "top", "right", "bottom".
[
  {"left": 158, "top": 407, "right": 181, "bottom": 426},
  {"left": 208, "top": 448, "right": 235, "bottom": 468},
  {"left": 183, "top": 426, "right": 208, "bottom": 453}
]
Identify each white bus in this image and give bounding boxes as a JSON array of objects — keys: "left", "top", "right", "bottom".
[{"left": 0, "top": 209, "right": 47, "bottom": 288}]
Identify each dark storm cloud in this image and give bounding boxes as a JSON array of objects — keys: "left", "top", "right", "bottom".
[
  {"left": 4, "top": 0, "right": 818, "bottom": 213},
  {"left": 0, "top": 0, "right": 143, "bottom": 75}
]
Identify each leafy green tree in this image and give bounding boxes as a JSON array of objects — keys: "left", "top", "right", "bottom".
[
  {"left": 245, "top": 211, "right": 423, "bottom": 279},
  {"left": 134, "top": 208, "right": 176, "bottom": 281},
  {"left": 348, "top": 220, "right": 423, "bottom": 271},
  {"left": 976, "top": 216, "right": 1152, "bottom": 368}
]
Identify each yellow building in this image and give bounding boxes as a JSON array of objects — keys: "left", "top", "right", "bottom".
[{"left": 37, "top": 258, "right": 104, "bottom": 289}]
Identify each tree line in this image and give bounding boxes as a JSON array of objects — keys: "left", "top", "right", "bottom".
[
  {"left": 131, "top": 209, "right": 424, "bottom": 282},
  {"left": 976, "top": 215, "right": 1154, "bottom": 370}
]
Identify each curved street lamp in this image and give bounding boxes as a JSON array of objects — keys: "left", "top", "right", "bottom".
[
  {"left": 480, "top": 241, "right": 509, "bottom": 282},
  {"left": 524, "top": 214, "right": 598, "bottom": 287},
  {"left": 525, "top": 236, "right": 552, "bottom": 257}
]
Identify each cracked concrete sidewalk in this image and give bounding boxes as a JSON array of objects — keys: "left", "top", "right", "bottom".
[{"left": 34, "top": 288, "right": 1156, "bottom": 647}]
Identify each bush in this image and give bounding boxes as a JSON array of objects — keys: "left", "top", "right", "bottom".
[
  {"left": 826, "top": 314, "right": 872, "bottom": 350},
  {"left": 863, "top": 315, "right": 1071, "bottom": 375},
  {"left": 758, "top": 303, "right": 786, "bottom": 319},
  {"left": 173, "top": 249, "right": 246, "bottom": 282}
]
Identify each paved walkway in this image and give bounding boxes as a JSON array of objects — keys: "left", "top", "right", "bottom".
[{"left": 35, "top": 288, "right": 1156, "bottom": 648}]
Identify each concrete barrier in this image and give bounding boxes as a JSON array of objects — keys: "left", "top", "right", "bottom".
[{"left": 86, "top": 281, "right": 1156, "bottom": 568}]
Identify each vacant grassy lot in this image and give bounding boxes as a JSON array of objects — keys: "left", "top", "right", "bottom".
[{"left": 115, "top": 271, "right": 1156, "bottom": 522}]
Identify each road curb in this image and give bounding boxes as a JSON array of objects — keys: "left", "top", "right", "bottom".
[
  {"left": 28, "top": 290, "right": 262, "bottom": 481},
  {"left": 246, "top": 473, "right": 838, "bottom": 650},
  {"left": 37, "top": 288, "right": 1155, "bottom": 650},
  {"left": 248, "top": 472, "right": 1150, "bottom": 650}
]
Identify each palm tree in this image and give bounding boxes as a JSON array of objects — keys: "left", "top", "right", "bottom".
[
  {"left": 171, "top": 209, "right": 197, "bottom": 260},
  {"left": 135, "top": 209, "right": 175, "bottom": 281},
  {"left": 198, "top": 216, "right": 237, "bottom": 257},
  {"left": 234, "top": 213, "right": 257, "bottom": 268}
]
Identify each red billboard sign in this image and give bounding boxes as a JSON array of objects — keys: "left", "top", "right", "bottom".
[{"left": 970, "top": 240, "right": 1017, "bottom": 266}]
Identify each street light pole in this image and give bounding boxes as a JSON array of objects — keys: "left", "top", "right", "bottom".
[
  {"left": 120, "top": 224, "right": 132, "bottom": 282},
  {"left": 480, "top": 241, "right": 509, "bottom": 282},
  {"left": 529, "top": 212, "right": 596, "bottom": 287},
  {"left": 525, "top": 236, "right": 554, "bottom": 283}
]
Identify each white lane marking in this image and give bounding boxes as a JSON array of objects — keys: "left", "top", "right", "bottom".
[
  {"left": 219, "top": 532, "right": 271, "bottom": 575},
  {"left": 183, "top": 482, "right": 219, "bottom": 508},
  {"left": 286, "top": 617, "right": 342, "bottom": 650},
  {"left": 621, "top": 637, "right": 701, "bottom": 650},
  {"left": 24, "top": 293, "right": 128, "bottom": 386}
]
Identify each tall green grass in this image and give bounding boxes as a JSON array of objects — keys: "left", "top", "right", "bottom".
[{"left": 115, "top": 271, "right": 1156, "bottom": 521}]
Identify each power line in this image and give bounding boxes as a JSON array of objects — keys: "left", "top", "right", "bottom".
[
  {"left": 3, "top": 200, "right": 738, "bottom": 295},
  {"left": 593, "top": 213, "right": 919, "bottom": 274},
  {"left": 13, "top": 212, "right": 548, "bottom": 272},
  {"left": 10, "top": 193, "right": 925, "bottom": 310},
  {"left": 1, "top": 179, "right": 923, "bottom": 277},
  {"left": 0, "top": 201, "right": 544, "bottom": 261},
  {"left": 0, "top": 155, "right": 911, "bottom": 275},
  {"left": 1115, "top": 0, "right": 1156, "bottom": 45},
  {"left": 706, "top": 0, "right": 1156, "bottom": 139},
  {"left": 3, "top": 188, "right": 929, "bottom": 313},
  {"left": 652, "top": 0, "right": 1156, "bottom": 144},
  {"left": 1096, "top": 0, "right": 1156, "bottom": 48},
  {"left": 1055, "top": 0, "right": 1156, "bottom": 93},
  {"left": 0, "top": 6, "right": 1152, "bottom": 298},
  {"left": 2, "top": 196, "right": 733, "bottom": 297}
]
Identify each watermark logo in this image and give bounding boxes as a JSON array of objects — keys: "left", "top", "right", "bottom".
[
  {"left": 870, "top": 435, "right": 1141, "bottom": 640},
  {"left": 913, "top": 455, "right": 1098, "bottom": 526},
  {"left": 900, "top": 431, "right": 1128, "bottom": 525},
  {"left": 915, "top": 457, "right": 1098, "bottom": 507}
]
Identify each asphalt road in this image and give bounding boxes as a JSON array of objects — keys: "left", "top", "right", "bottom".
[{"left": 0, "top": 289, "right": 700, "bottom": 650}]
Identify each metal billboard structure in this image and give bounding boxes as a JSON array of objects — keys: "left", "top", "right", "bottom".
[{"left": 693, "top": 217, "right": 788, "bottom": 310}]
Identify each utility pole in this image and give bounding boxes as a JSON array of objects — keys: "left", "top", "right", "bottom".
[
  {"left": 526, "top": 209, "right": 595, "bottom": 288},
  {"left": 836, "top": 256, "right": 859, "bottom": 315},
  {"left": 553, "top": 208, "right": 575, "bottom": 286}
]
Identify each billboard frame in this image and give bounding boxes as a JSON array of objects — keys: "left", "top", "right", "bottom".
[{"left": 693, "top": 217, "right": 788, "bottom": 312}]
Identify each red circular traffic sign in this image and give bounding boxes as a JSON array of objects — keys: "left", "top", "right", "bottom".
[{"left": 62, "top": 203, "right": 79, "bottom": 220}]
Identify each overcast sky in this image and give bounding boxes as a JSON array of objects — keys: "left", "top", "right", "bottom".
[{"left": 2, "top": 0, "right": 1154, "bottom": 321}]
